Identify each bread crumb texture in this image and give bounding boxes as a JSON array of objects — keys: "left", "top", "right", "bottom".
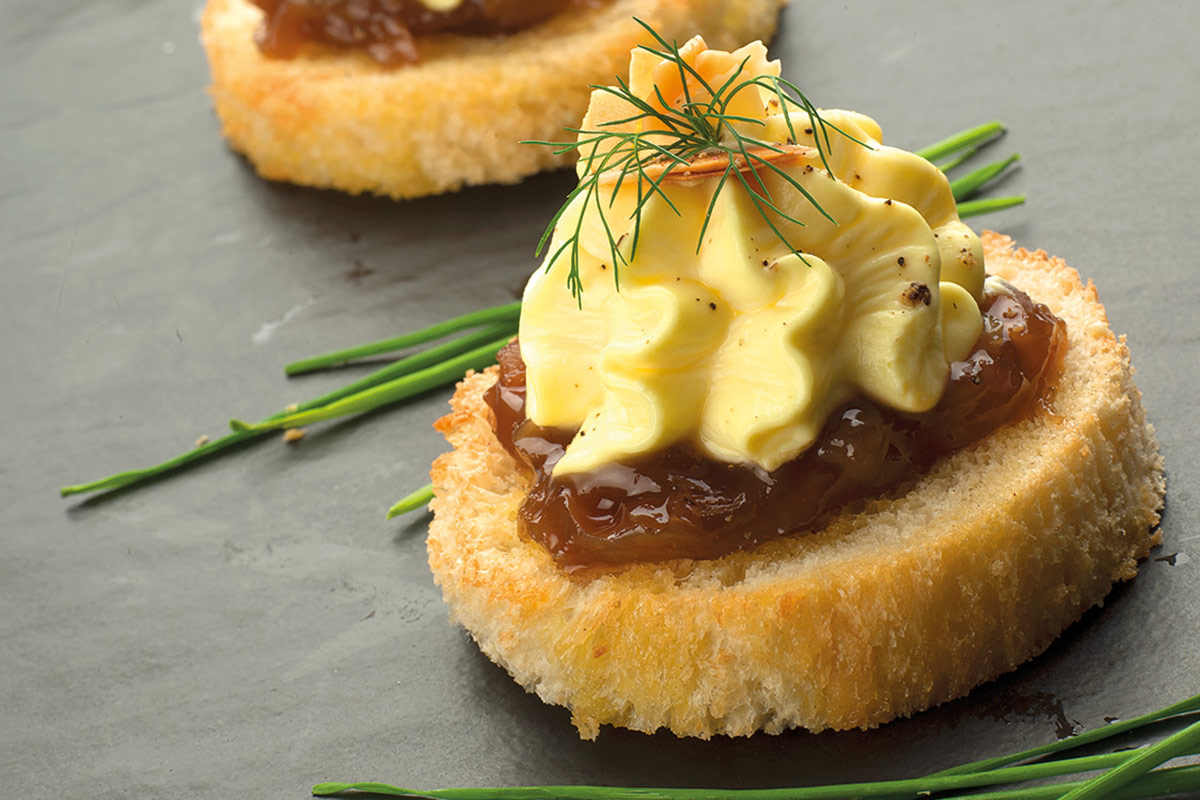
[
  {"left": 201, "top": 0, "right": 786, "bottom": 199},
  {"left": 427, "top": 232, "right": 1165, "bottom": 739}
]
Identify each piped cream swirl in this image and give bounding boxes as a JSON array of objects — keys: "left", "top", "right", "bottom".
[{"left": 520, "top": 37, "right": 984, "bottom": 475}]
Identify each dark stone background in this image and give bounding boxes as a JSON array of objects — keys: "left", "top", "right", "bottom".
[{"left": 4, "top": 1, "right": 1197, "bottom": 797}]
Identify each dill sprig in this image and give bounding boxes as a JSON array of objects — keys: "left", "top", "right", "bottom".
[{"left": 526, "top": 19, "right": 869, "bottom": 306}]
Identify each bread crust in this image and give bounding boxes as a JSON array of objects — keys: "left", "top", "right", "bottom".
[
  {"left": 201, "top": 0, "right": 786, "bottom": 199},
  {"left": 427, "top": 231, "right": 1165, "bottom": 739}
]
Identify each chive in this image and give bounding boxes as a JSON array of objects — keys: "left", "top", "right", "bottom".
[
  {"left": 60, "top": 324, "right": 515, "bottom": 498},
  {"left": 61, "top": 429, "right": 279, "bottom": 498},
  {"left": 1058, "top": 718, "right": 1200, "bottom": 800},
  {"left": 387, "top": 484, "right": 434, "bottom": 519},
  {"left": 285, "top": 302, "right": 521, "bottom": 376},
  {"left": 313, "top": 695, "right": 1200, "bottom": 798},
  {"left": 311, "top": 751, "right": 1200, "bottom": 799},
  {"left": 931, "top": 691, "right": 1200, "bottom": 777},
  {"left": 915, "top": 120, "right": 1007, "bottom": 162},
  {"left": 957, "top": 195, "right": 1027, "bottom": 218},
  {"left": 231, "top": 338, "right": 513, "bottom": 433},
  {"left": 938, "top": 764, "right": 1200, "bottom": 800},
  {"left": 312, "top": 705, "right": 1200, "bottom": 799},
  {"left": 950, "top": 153, "right": 1021, "bottom": 201},
  {"left": 934, "top": 146, "right": 978, "bottom": 172}
]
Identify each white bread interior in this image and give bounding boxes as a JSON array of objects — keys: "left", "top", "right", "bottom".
[{"left": 427, "top": 231, "right": 1165, "bottom": 739}]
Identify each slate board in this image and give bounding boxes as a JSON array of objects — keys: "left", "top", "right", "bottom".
[{"left": 3, "top": 1, "right": 1198, "bottom": 797}]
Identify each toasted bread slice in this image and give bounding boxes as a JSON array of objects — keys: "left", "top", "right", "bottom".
[
  {"left": 427, "top": 231, "right": 1165, "bottom": 739},
  {"left": 201, "top": 0, "right": 786, "bottom": 199}
]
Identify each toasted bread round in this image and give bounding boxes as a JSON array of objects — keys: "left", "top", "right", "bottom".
[
  {"left": 200, "top": 0, "right": 786, "bottom": 199},
  {"left": 426, "top": 231, "right": 1165, "bottom": 739}
]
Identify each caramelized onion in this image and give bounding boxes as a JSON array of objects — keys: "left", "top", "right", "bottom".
[
  {"left": 252, "top": 0, "right": 585, "bottom": 65},
  {"left": 486, "top": 283, "right": 1067, "bottom": 567}
]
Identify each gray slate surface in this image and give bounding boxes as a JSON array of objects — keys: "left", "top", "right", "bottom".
[{"left": 3, "top": 1, "right": 1198, "bottom": 798}]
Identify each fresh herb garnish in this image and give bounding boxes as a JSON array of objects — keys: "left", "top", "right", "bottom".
[
  {"left": 58, "top": 310, "right": 517, "bottom": 498},
  {"left": 957, "top": 194, "right": 1026, "bottom": 218},
  {"left": 386, "top": 483, "right": 435, "bottom": 520},
  {"left": 311, "top": 692, "right": 1200, "bottom": 799},
  {"left": 951, "top": 152, "right": 1021, "bottom": 202},
  {"left": 526, "top": 19, "right": 870, "bottom": 306},
  {"left": 60, "top": 122, "right": 1019, "bottom": 503},
  {"left": 916, "top": 119, "right": 1007, "bottom": 162},
  {"left": 229, "top": 338, "right": 511, "bottom": 434},
  {"left": 283, "top": 301, "right": 519, "bottom": 376}
]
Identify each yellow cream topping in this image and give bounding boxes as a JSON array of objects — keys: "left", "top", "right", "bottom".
[{"left": 520, "top": 37, "right": 985, "bottom": 476}]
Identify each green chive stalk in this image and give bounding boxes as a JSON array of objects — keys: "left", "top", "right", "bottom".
[
  {"left": 61, "top": 428, "right": 274, "bottom": 498},
  {"left": 930, "top": 692, "right": 1200, "bottom": 777},
  {"left": 935, "top": 146, "right": 979, "bottom": 172},
  {"left": 937, "top": 764, "right": 1200, "bottom": 800},
  {"left": 387, "top": 483, "right": 435, "bottom": 519},
  {"left": 60, "top": 324, "right": 515, "bottom": 498},
  {"left": 951, "top": 154, "right": 1022, "bottom": 202},
  {"left": 311, "top": 761, "right": 1200, "bottom": 800},
  {"left": 1058, "top": 718, "right": 1200, "bottom": 800},
  {"left": 230, "top": 338, "right": 513, "bottom": 433},
  {"left": 957, "top": 195, "right": 1026, "bottom": 218},
  {"left": 313, "top": 694, "right": 1200, "bottom": 798},
  {"left": 285, "top": 302, "right": 521, "bottom": 376},
  {"left": 916, "top": 120, "right": 1006, "bottom": 162}
]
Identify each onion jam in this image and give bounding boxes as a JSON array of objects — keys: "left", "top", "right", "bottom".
[
  {"left": 486, "top": 283, "right": 1068, "bottom": 568},
  {"left": 251, "top": 0, "right": 590, "bottom": 66}
]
